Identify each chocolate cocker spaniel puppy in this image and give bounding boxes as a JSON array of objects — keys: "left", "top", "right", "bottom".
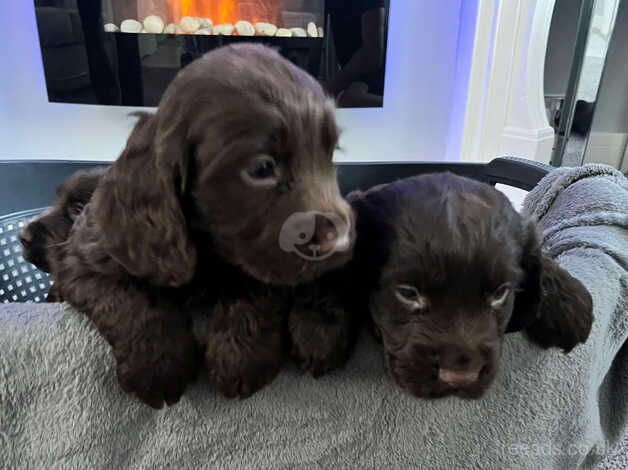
[
  {"left": 21, "top": 44, "right": 355, "bottom": 408},
  {"left": 345, "top": 172, "right": 593, "bottom": 399}
]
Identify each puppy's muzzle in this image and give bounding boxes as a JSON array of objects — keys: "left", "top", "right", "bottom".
[{"left": 19, "top": 221, "right": 51, "bottom": 272}]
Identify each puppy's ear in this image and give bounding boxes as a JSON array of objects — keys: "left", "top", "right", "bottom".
[
  {"left": 506, "top": 219, "right": 594, "bottom": 352},
  {"left": 91, "top": 113, "right": 197, "bottom": 287},
  {"left": 506, "top": 219, "right": 543, "bottom": 333},
  {"left": 525, "top": 257, "right": 593, "bottom": 353},
  {"left": 346, "top": 188, "right": 398, "bottom": 305}
]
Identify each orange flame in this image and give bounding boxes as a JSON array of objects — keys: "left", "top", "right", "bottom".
[{"left": 166, "top": 0, "right": 279, "bottom": 25}]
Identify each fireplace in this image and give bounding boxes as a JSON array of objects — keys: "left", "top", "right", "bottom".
[
  {"left": 102, "top": 0, "right": 324, "bottom": 37},
  {"left": 34, "top": 0, "right": 389, "bottom": 108}
]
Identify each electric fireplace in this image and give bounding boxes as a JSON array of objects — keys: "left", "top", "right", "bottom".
[
  {"left": 34, "top": 0, "right": 389, "bottom": 108},
  {"left": 102, "top": 0, "right": 324, "bottom": 36}
]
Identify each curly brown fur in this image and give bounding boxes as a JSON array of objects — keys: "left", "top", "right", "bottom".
[
  {"left": 348, "top": 173, "right": 594, "bottom": 399},
  {"left": 21, "top": 44, "right": 355, "bottom": 407}
]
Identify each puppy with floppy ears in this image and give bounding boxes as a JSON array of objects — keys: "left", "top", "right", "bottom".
[
  {"left": 21, "top": 44, "right": 355, "bottom": 408},
  {"left": 346, "top": 173, "right": 593, "bottom": 399}
]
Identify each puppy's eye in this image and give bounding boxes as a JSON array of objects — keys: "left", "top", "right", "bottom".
[
  {"left": 395, "top": 284, "right": 428, "bottom": 311},
  {"left": 242, "top": 155, "right": 278, "bottom": 186},
  {"left": 490, "top": 284, "right": 511, "bottom": 309}
]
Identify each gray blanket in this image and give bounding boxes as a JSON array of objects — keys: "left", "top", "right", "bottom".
[{"left": 1, "top": 165, "right": 627, "bottom": 470}]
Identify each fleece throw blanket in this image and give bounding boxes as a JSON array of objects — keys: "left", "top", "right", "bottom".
[{"left": 1, "top": 165, "right": 627, "bottom": 470}]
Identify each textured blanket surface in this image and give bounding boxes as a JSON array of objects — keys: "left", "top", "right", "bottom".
[{"left": 1, "top": 165, "right": 627, "bottom": 470}]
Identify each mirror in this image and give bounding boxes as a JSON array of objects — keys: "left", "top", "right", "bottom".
[
  {"left": 545, "top": 0, "right": 621, "bottom": 166},
  {"left": 324, "top": 0, "right": 389, "bottom": 108},
  {"left": 582, "top": 0, "right": 628, "bottom": 171}
]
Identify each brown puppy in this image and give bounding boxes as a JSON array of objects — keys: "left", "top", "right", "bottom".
[
  {"left": 22, "top": 44, "right": 355, "bottom": 407},
  {"left": 20, "top": 167, "right": 107, "bottom": 301},
  {"left": 348, "top": 173, "right": 593, "bottom": 399},
  {"left": 20, "top": 167, "right": 106, "bottom": 274}
]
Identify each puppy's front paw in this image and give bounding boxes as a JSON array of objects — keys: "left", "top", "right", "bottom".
[
  {"left": 206, "top": 298, "right": 285, "bottom": 399},
  {"left": 526, "top": 260, "right": 594, "bottom": 353},
  {"left": 114, "top": 327, "right": 200, "bottom": 409},
  {"left": 289, "top": 296, "right": 354, "bottom": 377}
]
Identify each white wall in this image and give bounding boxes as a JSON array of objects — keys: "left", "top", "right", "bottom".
[
  {"left": 0, "top": 1, "right": 472, "bottom": 163},
  {"left": 337, "top": 0, "right": 470, "bottom": 162},
  {"left": 460, "top": 0, "right": 556, "bottom": 163}
]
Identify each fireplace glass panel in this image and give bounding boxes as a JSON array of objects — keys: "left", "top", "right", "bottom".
[
  {"left": 33, "top": 0, "right": 390, "bottom": 108},
  {"left": 102, "top": 0, "right": 324, "bottom": 34}
]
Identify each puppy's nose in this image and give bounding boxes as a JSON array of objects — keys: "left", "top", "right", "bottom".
[
  {"left": 437, "top": 347, "right": 484, "bottom": 387},
  {"left": 438, "top": 368, "right": 480, "bottom": 387},
  {"left": 19, "top": 230, "right": 33, "bottom": 247}
]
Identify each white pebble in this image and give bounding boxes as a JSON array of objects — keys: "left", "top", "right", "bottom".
[
  {"left": 235, "top": 20, "right": 255, "bottom": 36},
  {"left": 214, "top": 23, "right": 234, "bottom": 35},
  {"left": 290, "top": 27, "right": 307, "bottom": 37},
  {"left": 195, "top": 27, "right": 213, "bottom": 35},
  {"left": 140, "top": 28, "right": 147, "bottom": 33},
  {"left": 180, "top": 16, "right": 200, "bottom": 33},
  {"left": 163, "top": 23, "right": 178, "bottom": 34},
  {"left": 143, "top": 15, "right": 165, "bottom": 34},
  {"left": 275, "top": 28, "right": 292, "bottom": 37},
  {"left": 255, "top": 22, "right": 277, "bottom": 36},
  {"left": 199, "top": 18, "right": 213, "bottom": 28},
  {"left": 307, "top": 22, "right": 318, "bottom": 37},
  {"left": 104, "top": 23, "right": 119, "bottom": 33},
  {"left": 318, "top": 27, "right": 324, "bottom": 38},
  {"left": 120, "top": 19, "right": 142, "bottom": 33}
]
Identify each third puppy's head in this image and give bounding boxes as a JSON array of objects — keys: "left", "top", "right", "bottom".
[
  {"left": 352, "top": 173, "right": 569, "bottom": 399},
  {"left": 91, "top": 44, "right": 354, "bottom": 287},
  {"left": 20, "top": 168, "right": 106, "bottom": 272}
]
